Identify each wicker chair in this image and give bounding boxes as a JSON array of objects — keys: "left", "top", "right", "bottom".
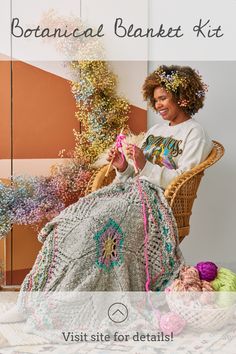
[{"left": 85, "top": 140, "right": 224, "bottom": 243}]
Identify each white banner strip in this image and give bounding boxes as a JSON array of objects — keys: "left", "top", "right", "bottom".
[{"left": 0, "top": 0, "right": 235, "bottom": 61}]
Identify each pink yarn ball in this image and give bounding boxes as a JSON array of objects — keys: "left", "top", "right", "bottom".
[
  {"left": 195, "top": 261, "right": 218, "bottom": 281},
  {"left": 159, "top": 312, "right": 186, "bottom": 335}
]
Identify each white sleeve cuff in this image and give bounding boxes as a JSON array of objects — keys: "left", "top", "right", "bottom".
[
  {"left": 138, "top": 160, "right": 165, "bottom": 188},
  {"left": 139, "top": 160, "right": 161, "bottom": 178}
]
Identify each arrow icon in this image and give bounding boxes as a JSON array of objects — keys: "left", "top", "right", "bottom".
[{"left": 108, "top": 303, "right": 128, "bottom": 323}]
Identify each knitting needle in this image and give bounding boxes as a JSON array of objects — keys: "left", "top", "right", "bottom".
[
  {"left": 105, "top": 128, "right": 124, "bottom": 177},
  {"left": 132, "top": 145, "right": 139, "bottom": 174}
]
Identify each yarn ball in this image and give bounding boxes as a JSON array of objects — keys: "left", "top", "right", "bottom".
[
  {"left": 201, "top": 280, "right": 214, "bottom": 292},
  {"left": 211, "top": 267, "right": 236, "bottom": 307},
  {"left": 195, "top": 261, "right": 218, "bottom": 281},
  {"left": 180, "top": 266, "right": 200, "bottom": 282},
  {"left": 170, "top": 266, "right": 202, "bottom": 292},
  {"left": 159, "top": 312, "right": 186, "bottom": 335},
  {"left": 169, "top": 279, "right": 186, "bottom": 291},
  {"left": 216, "top": 287, "right": 236, "bottom": 308},
  {"left": 211, "top": 267, "right": 236, "bottom": 291}
]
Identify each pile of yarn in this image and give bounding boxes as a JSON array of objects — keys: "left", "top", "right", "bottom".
[
  {"left": 197, "top": 262, "right": 236, "bottom": 307},
  {"left": 168, "top": 261, "right": 236, "bottom": 308},
  {"left": 167, "top": 264, "right": 215, "bottom": 306}
]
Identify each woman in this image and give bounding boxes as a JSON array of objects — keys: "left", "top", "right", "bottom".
[
  {"left": 1, "top": 65, "right": 212, "bottom": 323},
  {"left": 109, "top": 66, "right": 212, "bottom": 189}
]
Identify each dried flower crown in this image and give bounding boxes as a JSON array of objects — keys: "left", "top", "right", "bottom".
[{"left": 155, "top": 68, "right": 208, "bottom": 98}]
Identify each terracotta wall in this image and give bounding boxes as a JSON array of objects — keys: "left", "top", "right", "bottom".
[
  {"left": 0, "top": 61, "right": 11, "bottom": 159},
  {"left": 0, "top": 60, "right": 147, "bottom": 285}
]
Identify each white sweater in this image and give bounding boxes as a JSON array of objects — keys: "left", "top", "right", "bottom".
[{"left": 116, "top": 118, "right": 213, "bottom": 189}]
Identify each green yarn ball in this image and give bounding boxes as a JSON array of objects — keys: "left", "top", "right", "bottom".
[
  {"left": 211, "top": 267, "right": 236, "bottom": 307},
  {"left": 216, "top": 286, "right": 236, "bottom": 308}
]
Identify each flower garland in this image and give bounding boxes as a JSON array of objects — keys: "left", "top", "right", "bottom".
[{"left": 71, "top": 60, "right": 130, "bottom": 164}]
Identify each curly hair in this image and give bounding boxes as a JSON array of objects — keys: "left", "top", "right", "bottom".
[{"left": 142, "top": 65, "right": 208, "bottom": 116}]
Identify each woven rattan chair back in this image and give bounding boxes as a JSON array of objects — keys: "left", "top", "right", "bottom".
[
  {"left": 164, "top": 141, "right": 224, "bottom": 241},
  {"left": 86, "top": 140, "right": 225, "bottom": 242}
]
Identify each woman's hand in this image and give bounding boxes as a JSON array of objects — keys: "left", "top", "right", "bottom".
[
  {"left": 126, "top": 144, "right": 146, "bottom": 171},
  {"left": 107, "top": 147, "right": 128, "bottom": 172}
]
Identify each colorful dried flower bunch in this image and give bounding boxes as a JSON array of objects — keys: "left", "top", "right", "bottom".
[
  {"left": 50, "top": 159, "right": 93, "bottom": 206},
  {"left": 0, "top": 162, "right": 93, "bottom": 239},
  {"left": 0, "top": 177, "right": 63, "bottom": 238}
]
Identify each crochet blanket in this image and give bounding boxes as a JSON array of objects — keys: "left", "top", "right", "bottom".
[
  {"left": 14, "top": 178, "right": 184, "bottom": 340},
  {"left": 19, "top": 178, "right": 184, "bottom": 293}
]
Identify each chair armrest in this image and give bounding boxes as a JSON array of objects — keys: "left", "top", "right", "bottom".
[{"left": 85, "top": 165, "right": 116, "bottom": 195}]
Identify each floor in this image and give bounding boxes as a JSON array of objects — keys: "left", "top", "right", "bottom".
[{"left": 0, "top": 292, "right": 236, "bottom": 354}]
